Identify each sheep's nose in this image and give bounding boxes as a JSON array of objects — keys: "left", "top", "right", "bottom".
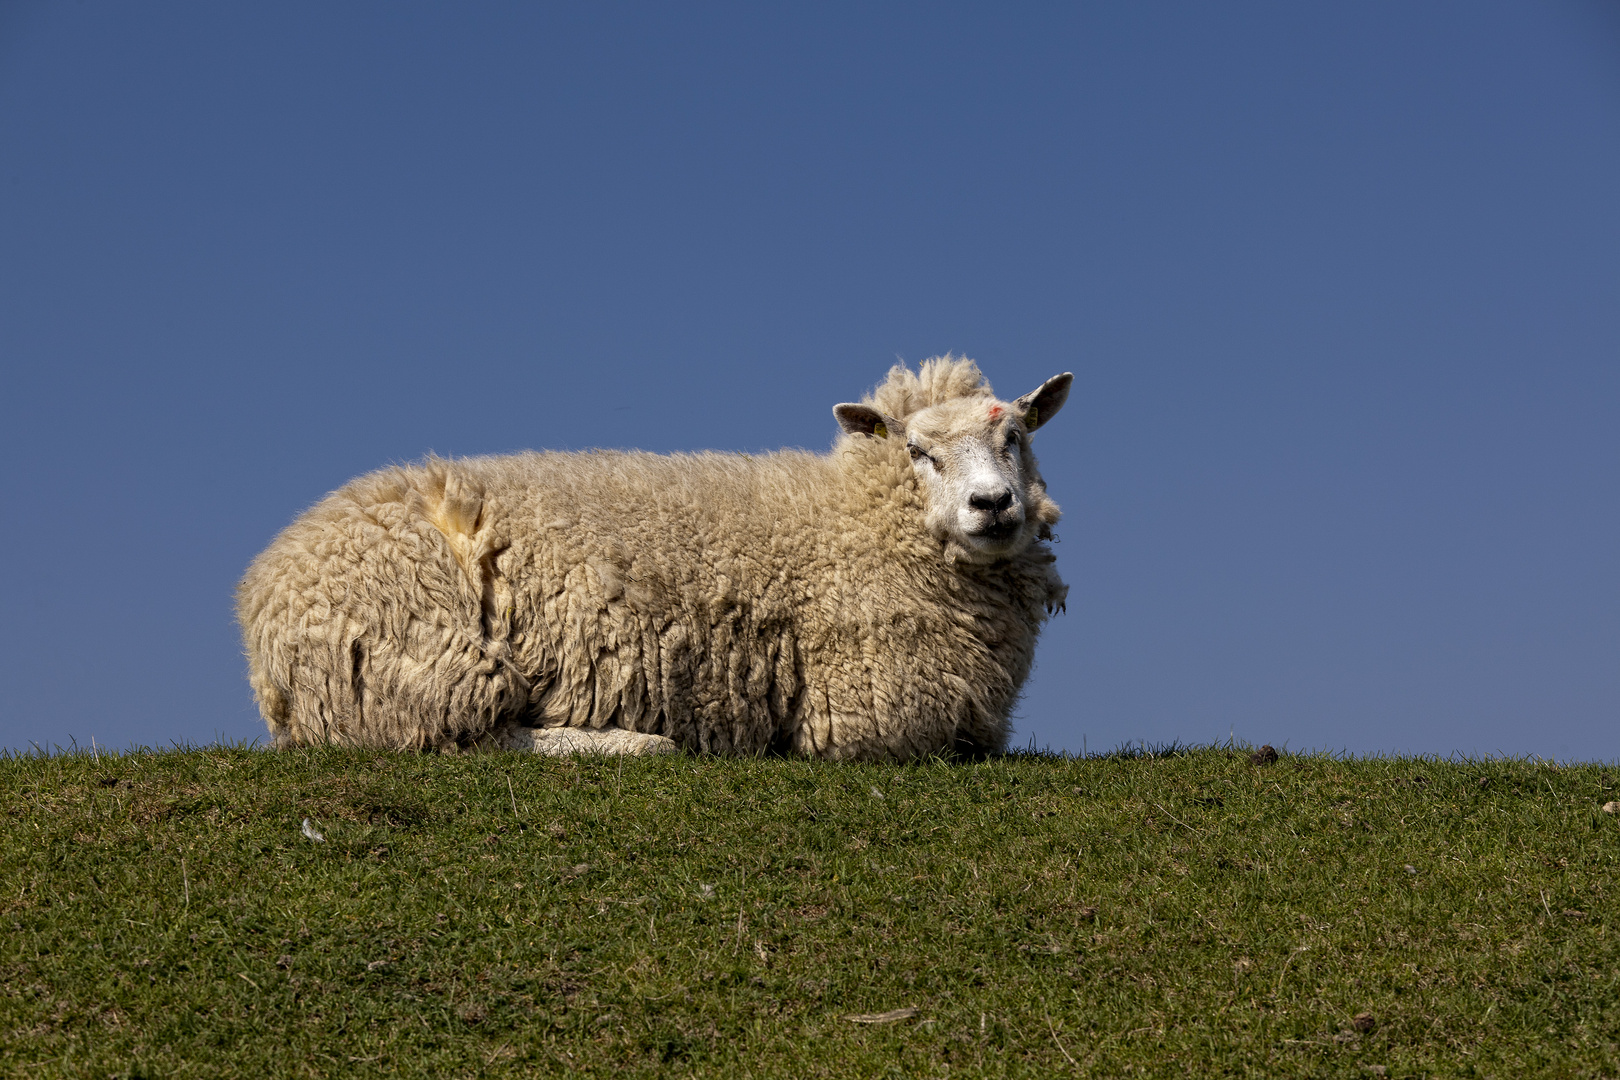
[{"left": 969, "top": 489, "right": 1015, "bottom": 515}]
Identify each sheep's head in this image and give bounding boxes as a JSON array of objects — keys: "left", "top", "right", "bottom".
[{"left": 835, "top": 363, "right": 1072, "bottom": 564}]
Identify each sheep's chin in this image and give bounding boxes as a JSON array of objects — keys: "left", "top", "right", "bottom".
[{"left": 944, "top": 528, "right": 1030, "bottom": 566}]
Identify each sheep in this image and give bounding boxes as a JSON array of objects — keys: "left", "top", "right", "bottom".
[{"left": 236, "top": 356, "right": 1071, "bottom": 761}]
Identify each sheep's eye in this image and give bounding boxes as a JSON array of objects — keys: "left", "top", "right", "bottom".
[
  {"left": 1006, "top": 431, "right": 1021, "bottom": 449},
  {"left": 907, "top": 444, "right": 927, "bottom": 463}
]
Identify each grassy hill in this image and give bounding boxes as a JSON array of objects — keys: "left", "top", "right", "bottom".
[{"left": 3, "top": 744, "right": 1617, "bottom": 1077}]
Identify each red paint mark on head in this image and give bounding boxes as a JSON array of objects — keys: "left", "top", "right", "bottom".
[{"left": 988, "top": 405, "right": 1003, "bottom": 420}]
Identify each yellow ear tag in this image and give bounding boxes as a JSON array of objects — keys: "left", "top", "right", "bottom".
[
  {"left": 1025, "top": 407, "right": 1038, "bottom": 428},
  {"left": 873, "top": 421, "right": 888, "bottom": 439}
]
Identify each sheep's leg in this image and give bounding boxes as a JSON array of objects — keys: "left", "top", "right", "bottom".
[{"left": 492, "top": 724, "right": 679, "bottom": 757}]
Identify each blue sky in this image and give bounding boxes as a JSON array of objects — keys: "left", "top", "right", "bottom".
[{"left": 2, "top": 2, "right": 1616, "bottom": 759}]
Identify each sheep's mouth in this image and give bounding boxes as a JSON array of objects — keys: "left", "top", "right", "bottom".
[{"left": 971, "top": 519, "right": 1022, "bottom": 544}]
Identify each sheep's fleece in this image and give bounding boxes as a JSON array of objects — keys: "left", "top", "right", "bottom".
[{"left": 237, "top": 357, "right": 1070, "bottom": 760}]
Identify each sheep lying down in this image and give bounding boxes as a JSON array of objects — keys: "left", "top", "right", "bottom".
[{"left": 237, "top": 356, "right": 1070, "bottom": 761}]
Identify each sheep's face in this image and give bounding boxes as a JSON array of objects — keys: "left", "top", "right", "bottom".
[{"left": 835, "top": 372, "right": 1072, "bottom": 564}]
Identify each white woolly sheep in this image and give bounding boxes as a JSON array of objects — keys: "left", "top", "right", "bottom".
[{"left": 237, "top": 356, "right": 1071, "bottom": 760}]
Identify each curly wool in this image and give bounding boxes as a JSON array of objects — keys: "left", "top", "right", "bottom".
[
  {"left": 864, "top": 355, "right": 999, "bottom": 419},
  {"left": 237, "top": 357, "right": 1066, "bottom": 760}
]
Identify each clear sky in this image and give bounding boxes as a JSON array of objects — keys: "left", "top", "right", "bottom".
[{"left": 2, "top": 3, "right": 1616, "bottom": 759}]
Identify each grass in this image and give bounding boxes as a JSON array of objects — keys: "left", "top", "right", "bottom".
[{"left": 2, "top": 743, "right": 1618, "bottom": 1078}]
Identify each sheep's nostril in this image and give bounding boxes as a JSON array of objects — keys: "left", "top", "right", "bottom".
[{"left": 969, "top": 489, "right": 1014, "bottom": 514}]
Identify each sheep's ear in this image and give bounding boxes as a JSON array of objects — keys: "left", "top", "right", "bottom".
[
  {"left": 834, "top": 403, "right": 903, "bottom": 439},
  {"left": 1012, "top": 372, "right": 1073, "bottom": 431}
]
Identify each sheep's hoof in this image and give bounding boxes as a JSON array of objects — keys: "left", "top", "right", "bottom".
[{"left": 496, "top": 726, "right": 680, "bottom": 757}]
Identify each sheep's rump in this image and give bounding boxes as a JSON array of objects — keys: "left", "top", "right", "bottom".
[{"left": 239, "top": 450, "right": 1057, "bottom": 760}]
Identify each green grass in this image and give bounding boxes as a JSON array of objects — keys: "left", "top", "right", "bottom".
[{"left": 3, "top": 744, "right": 1618, "bottom": 1078}]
